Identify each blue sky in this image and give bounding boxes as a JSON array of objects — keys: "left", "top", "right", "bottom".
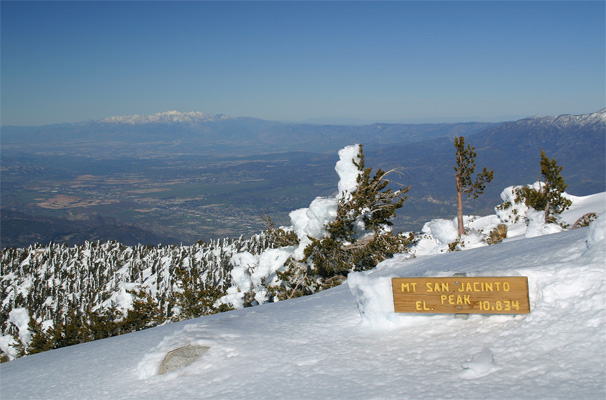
[{"left": 1, "top": 1, "right": 604, "bottom": 126}]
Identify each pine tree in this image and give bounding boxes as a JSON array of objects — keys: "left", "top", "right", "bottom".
[
  {"left": 453, "top": 136, "right": 494, "bottom": 237},
  {"left": 304, "top": 145, "right": 413, "bottom": 278},
  {"left": 26, "top": 318, "right": 52, "bottom": 355},
  {"left": 261, "top": 214, "right": 300, "bottom": 248},
  {"left": 87, "top": 305, "right": 122, "bottom": 340},
  {"left": 62, "top": 309, "right": 91, "bottom": 347},
  {"left": 121, "top": 290, "right": 165, "bottom": 332},
  {"left": 173, "top": 264, "right": 232, "bottom": 320},
  {"left": 516, "top": 149, "right": 572, "bottom": 223}
]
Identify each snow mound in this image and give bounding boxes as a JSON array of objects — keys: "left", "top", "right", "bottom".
[
  {"left": 584, "top": 214, "right": 606, "bottom": 259},
  {"left": 0, "top": 309, "right": 32, "bottom": 360},
  {"left": 460, "top": 348, "right": 501, "bottom": 379},
  {"left": 525, "top": 208, "right": 563, "bottom": 238},
  {"left": 290, "top": 197, "right": 338, "bottom": 240},
  {"left": 587, "top": 214, "right": 605, "bottom": 248},
  {"left": 425, "top": 218, "right": 459, "bottom": 245}
]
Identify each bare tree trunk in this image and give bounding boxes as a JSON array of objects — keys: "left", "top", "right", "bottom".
[
  {"left": 538, "top": 175, "right": 550, "bottom": 222},
  {"left": 455, "top": 174, "right": 464, "bottom": 237}
]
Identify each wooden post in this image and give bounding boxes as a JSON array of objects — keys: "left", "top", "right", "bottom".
[{"left": 453, "top": 273, "right": 469, "bottom": 319}]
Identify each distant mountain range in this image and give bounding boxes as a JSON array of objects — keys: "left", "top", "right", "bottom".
[
  {"left": 1, "top": 110, "right": 494, "bottom": 157},
  {"left": 3, "top": 109, "right": 603, "bottom": 157},
  {"left": 1, "top": 109, "right": 604, "bottom": 248}
]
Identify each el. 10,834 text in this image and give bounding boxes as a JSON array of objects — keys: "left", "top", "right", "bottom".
[{"left": 478, "top": 300, "right": 520, "bottom": 312}]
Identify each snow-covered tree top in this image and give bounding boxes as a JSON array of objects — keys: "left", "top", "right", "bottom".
[{"left": 335, "top": 144, "right": 362, "bottom": 200}]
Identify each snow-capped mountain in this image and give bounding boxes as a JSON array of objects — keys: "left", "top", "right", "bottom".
[
  {"left": 92, "top": 108, "right": 606, "bottom": 129},
  {"left": 99, "top": 111, "right": 232, "bottom": 125},
  {"left": 518, "top": 108, "right": 606, "bottom": 130}
]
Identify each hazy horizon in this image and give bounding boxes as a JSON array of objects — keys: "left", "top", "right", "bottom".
[{"left": 0, "top": 108, "right": 539, "bottom": 128}]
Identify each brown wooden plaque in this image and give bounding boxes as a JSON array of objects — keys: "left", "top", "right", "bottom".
[{"left": 392, "top": 277, "right": 530, "bottom": 314}]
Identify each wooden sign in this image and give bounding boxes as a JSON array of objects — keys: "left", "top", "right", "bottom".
[{"left": 392, "top": 277, "right": 530, "bottom": 314}]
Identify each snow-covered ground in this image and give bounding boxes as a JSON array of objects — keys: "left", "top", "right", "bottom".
[{"left": 1, "top": 194, "right": 605, "bottom": 399}]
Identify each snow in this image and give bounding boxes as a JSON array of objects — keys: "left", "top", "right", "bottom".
[
  {"left": 411, "top": 185, "right": 605, "bottom": 256},
  {"left": 561, "top": 192, "right": 606, "bottom": 226},
  {"left": 424, "top": 218, "right": 459, "bottom": 245},
  {"left": 1, "top": 194, "right": 605, "bottom": 399},
  {"left": 525, "top": 208, "right": 562, "bottom": 238},
  {"left": 291, "top": 144, "right": 360, "bottom": 239},
  {"left": 7, "top": 308, "right": 31, "bottom": 344},
  {"left": 290, "top": 196, "right": 338, "bottom": 240},
  {"left": 587, "top": 214, "right": 606, "bottom": 248},
  {"left": 218, "top": 248, "right": 295, "bottom": 307},
  {"left": 0, "top": 308, "right": 32, "bottom": 360},
  {"left": 525, "top": 108, "right": 606, "bottom": 129},
  {"left": 335, "top": 144, "right": 361, "bottom": 199},
  {"left": 99, "top": 111, "right": 231, "bottom": 125}
]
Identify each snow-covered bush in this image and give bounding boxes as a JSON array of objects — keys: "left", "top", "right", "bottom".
[
  {"left": 514, "top": 150, "right": 572, "bottom": 223},
  {"left": 496, "top": 182, "right": 569, "bottom": 237},
  {"left": 495, "top": 185, "right": 529, "bottom": 224},
  {"left": 0, "top": 236, "right": 273, "bottom": 361}
]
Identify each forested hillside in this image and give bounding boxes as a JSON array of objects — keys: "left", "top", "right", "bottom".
[{"left": 0, "top": 234, "right": 277, "bottom": 361}]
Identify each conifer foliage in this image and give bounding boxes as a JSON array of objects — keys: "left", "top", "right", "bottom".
[
  {"left": 515, "top": 150, "right": 572, "bottom": 223},
  {"left": 453, "top": 136, "right": 494, "bottom": 237}
]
